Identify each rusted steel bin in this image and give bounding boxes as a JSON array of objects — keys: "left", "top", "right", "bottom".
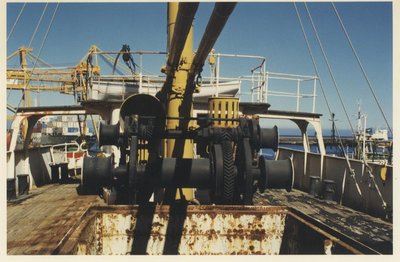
[{"left": 56, "top": 205, "right": 288, "bottom": 255}]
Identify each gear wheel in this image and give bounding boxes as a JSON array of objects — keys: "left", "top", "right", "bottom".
[{"left": 221, "top": 140, "right": 236, "bottom": 204}]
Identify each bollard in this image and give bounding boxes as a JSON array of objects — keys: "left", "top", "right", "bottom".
[
  {"left": 322, "top": 179, "right": 336, "bottom": 201},
  {"left": 17, "top": 174, "right": 30, "bottom": 196},
  {"left": 7, "top": 178, "right": 17, "bottom": 201},
  {"left": 50, "top": 163, "right": 60, "bottom": 183},
  {"left": 308, "top": 176, "right": 321, "bottom": 197},
  {"left": 60, "top": 162, "right": 69, "bottom": 183}
]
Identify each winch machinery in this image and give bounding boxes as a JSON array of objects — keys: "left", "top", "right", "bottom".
[
  {"left": 81, "top": 2, "right": 294, "bottom": 205},
  {"left": 82, "top": 95, "right": 294, "bottom": 205}
]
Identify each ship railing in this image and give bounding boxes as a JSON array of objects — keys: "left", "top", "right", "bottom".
[
  {"left": 237, "top": 72, "right": 318, "bottom": 113},
  {"left": 50, "top": 142, "right": 87, "bottom": 172},
  {"left": 89, "top": 74, "right": 241, "bottom": 100},
  {"left": 207, "top": 53, "right": 318, "bottom": 113},
  {"left": 87, "top": 51, "right": 318, "bottom": 114},
  {"left": 277, "top": 147, "right": 392, "bottom": 221}
]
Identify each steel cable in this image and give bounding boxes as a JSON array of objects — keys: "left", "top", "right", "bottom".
[
  {"left": 7, "top": 2, "right": 27, "bottom": 41},
  {"left": 7, "top": 2, "right": 27, "bottom": 100},
  {"left": 294, "top": 3, "right": 362, "bottom": 197},
  {"left": 16, "top": 3, "right": 60, "bottom": 109},
  {"left": 331, "top": 2, "right": 392, "bottom": 135},
  {"left": 28, "top": 3, "right": 48, "bottom": 48},
  {"left": 293, "top": 3, "right": 333, "bottom": 115},
  {"left": 304, "top": 2, "right": 356, "bottom": 137},
  {"left": 25, "top": 3, "right": 59, "bottom": 89}
]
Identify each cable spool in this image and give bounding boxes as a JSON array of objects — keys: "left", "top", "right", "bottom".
[
  {"left": 208, "top": 97, "right": 239, "bottom": 128},
  {"left": 99, "top": 122, "right": 120, "bottom": 147},
  {"left": 81, "top": 156, "right": 113, "bottom": 190},
  {"left": 260, "top": 125, "right": 279, "bottom": 151},
  {"left": 258, "top": 157, "right": 294, "bottom": 192}
]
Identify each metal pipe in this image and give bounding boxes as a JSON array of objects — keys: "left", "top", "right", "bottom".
[
  {"left": 216, "top": 54, "right": 220, "bottom": 96},
  {"left": 167, "top": 2, "right": 199, "bottom": 70},
  {"left": 188, "top": 2, "right": 237, "bottom": 87},
  {"left": 93, "top": 51, "right": 167, "bottom": 55},
  {"left": 296, "top": 79, "right": 300, "bottom": 112},
  {"left": 214, "top": 53, "right": 266, "bottom": 60}
]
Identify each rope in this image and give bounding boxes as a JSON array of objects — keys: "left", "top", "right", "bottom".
[
  {"left": 28, "top": 3, "right": 48, "bottom": 48},
  {"left": 363, "top": 159, "right": 388, "bottom": 210},
  {"left": 304, "top": 3, "right": 356, "bottom": 137},
  {"left": 7, "top": 2, "right": 27, "bottom": 41},
  {"left": 98, "top": 55, "right": 126, "bottom": 75},
  {"left": 339, "top": 169, "right": 346, "bottom": 205},
  {"left": 331, "top": 3, "right": 392, "bottom": 135}
]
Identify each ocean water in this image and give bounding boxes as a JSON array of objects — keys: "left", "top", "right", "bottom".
[{"left": 262, "top": 143, "right": 355, "bottom": 160}]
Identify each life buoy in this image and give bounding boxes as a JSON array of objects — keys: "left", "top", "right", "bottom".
[{"left": 79, "top": 141, "right": 88, "bottom": 152}]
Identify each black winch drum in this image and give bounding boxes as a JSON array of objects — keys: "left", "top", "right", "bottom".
[
  {"left": 260, "top": 125, "right": 279, "bottom": 151},
  {"left": 99, "top": 122, "right": 120, "bottom": 147},
  {"left": 259, "top": 157, "right": 294, "bottom": 192},
  {"left": 82, "top": 156, "right": 113, "bottom": 189}
]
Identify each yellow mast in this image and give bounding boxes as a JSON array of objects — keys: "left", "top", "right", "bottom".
[
  {"left": 18, "top": 47, "right": 32, "bottom": 107},
  {"left": 166, "top": 2, "right": 195, "bottom": 200},
  {"left": 17, "top": 47, "right": 32, "bottom": 139}
]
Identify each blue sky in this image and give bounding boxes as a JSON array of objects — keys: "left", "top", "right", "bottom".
[{"left": 6, "top": 2, "right": 393, "bottom": 133}]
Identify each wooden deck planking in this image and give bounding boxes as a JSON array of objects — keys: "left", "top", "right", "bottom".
[
  {"left": 254, "top": 189, "right": 392, "bottom": 254},
  {"left": 7, "top": 183, "right": 104, "bottom": 255},
  {"left": 8, "top": 185, "right": 392, "bottom": 254}
]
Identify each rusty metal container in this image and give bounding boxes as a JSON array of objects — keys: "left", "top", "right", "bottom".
[{"left": 56, "top": 205, "right": 288, "bottom": 255}]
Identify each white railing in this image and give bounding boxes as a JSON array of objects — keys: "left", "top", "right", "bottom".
[
  {"left": 50, "top": 142, "right": 87, "bottom": 171},
  {"left": 206, "top": 53, "right": 317, "bottom": 113},
  {"left": 265, "top": 72, "right": 317, "bottom": 113},
  {"left": 88, "top": 51, "right": 318, "bottom": 113}
]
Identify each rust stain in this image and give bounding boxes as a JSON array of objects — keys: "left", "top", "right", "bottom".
[{"left": 55, "top": 205, "right": 288, "bottom": 255}]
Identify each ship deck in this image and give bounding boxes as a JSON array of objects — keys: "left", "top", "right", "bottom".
[
  {"left": 7, "top": 183, "right": 105, "bottom": 255},
  {"left": 254, "top": 189, "right": 392, "bottom": 254},
  {"left": 7, "top": 185, "right": 392, "bottom": 254}
]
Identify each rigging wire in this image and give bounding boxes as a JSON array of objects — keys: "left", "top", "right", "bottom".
[
  {"left": 7, "top": 2, "right": 28, "bottom": 99},
  {"left": 27, "top": 53, "right": 55, "bottom": 68},
  {"left": 28, "top": 3, "right": 48, "bottom": 48},
  {"left": 293, "top": 3, "right": 333, "bottom": 116},
  {"left": 294, "top": 2, "right": 362, "bottom": 197},
  {"left": 24, "top": 3, "right": 59, "bottom": 87},
  {"left": 331, "top": 2, "right": 392, "bottom": 136},
  {"left": 294, "top": 2, "right": 350, "bottom": 149},
  {"left": 16, "top": 3, "right": 60, "bottom": 110},
  {"left": 304, "top": 2, "right": 356, "bottom": 137},
  {"left": 7, "top": 2, "right": 27, "bottom": 41}
]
